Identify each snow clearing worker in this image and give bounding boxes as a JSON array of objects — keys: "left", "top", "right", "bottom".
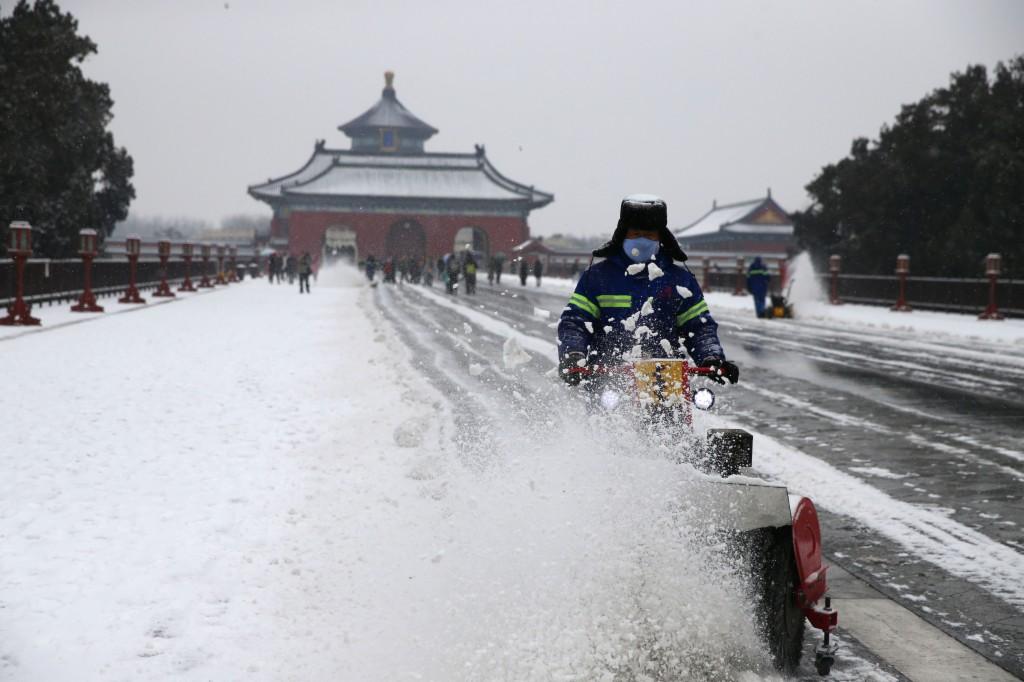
[
  {"left": 747, "top": 256, "right": 771, "bottom": 318},
  {"left": 557, "top": 194, "right": 739, "bottom": 386}
]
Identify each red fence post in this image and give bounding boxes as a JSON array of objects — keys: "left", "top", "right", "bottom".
[
  {"left": 891, "top": 254, "right": 911, "bottom": 312},
  {"left": 179, "top": 242, "right": 196, "bottom": 292},
  {"left": 118, "top": 236, "right": 146, "bottom": 304},
  {"left": 198, "top": 244, "right": 214, "bottom": 288},
  {"left": 0, "top": 221, "right": 41, "bottom": 326},
  {"left": 828, "top": 254, "right": 842, "bottom": 305},
  {"left": 71, "top": 228, "right": 103, "bottom": 313},
  {"left": 152, "top": 240, "right": 176, "bottom": 297},
  {"left": 979, "top": 253, "right": 1004, "bottom": 321},
  {"left": 702, "top": 257, "right": 711, "bottom": 293},
  {"left": 778, "top": 258, "right": 789, "bottom": 293},
  {"left": 733, "top": 256, "right": 745, "bottom": 296},
  {"left": 215, "top": 245, "right": 228, "bottom": 285}
]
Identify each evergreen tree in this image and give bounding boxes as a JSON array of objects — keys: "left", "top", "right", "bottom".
[
  {"left": 794, "top": 57, "right": 1024, "bottom": 277},
  {"left": 0, "top": 0, "right": 134, "bottom": 257}
]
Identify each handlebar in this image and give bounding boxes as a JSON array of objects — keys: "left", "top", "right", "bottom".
[{"left": 565, "top": 363, "right": 716, "bottom": 377}]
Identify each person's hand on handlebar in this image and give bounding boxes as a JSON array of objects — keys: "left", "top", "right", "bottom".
[
  {"left": 560, "top": 351, "right": 587, "bottom": 386},
  {"left": 701, "top": 357, "right": 739, "bottom": 385}
]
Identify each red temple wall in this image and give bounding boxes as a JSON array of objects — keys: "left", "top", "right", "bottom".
[{"left": 284, "top": 211, "right": 530, "bottom": 261}]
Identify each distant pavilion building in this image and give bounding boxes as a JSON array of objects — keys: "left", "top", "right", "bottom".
[
  {"left": 674, "top": 192, "right": 795, "bottom": 259},
  {"left": 248, "top": 72, "right": 553, "bottom": 265},
  {"left": 511, "top": 238, "right": 591, "bottom": 277}
]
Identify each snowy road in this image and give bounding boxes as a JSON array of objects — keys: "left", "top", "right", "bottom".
[
  {"left": 1, "top": 270, "right": 1021, "bottom": 681},
  {"left": 382, "top": 276, "right": 1023, "bottom": 680}
]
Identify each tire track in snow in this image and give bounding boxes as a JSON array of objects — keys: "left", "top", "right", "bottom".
[
  {"left": 374, "top": 284, "right": 505, "bottom": 469},
  {"left": 406, "top": 283, "right": 1024, "bottom": 612},
  {"left": 738, "top": 383, "right": 1024, "bottom": 482},
  {"left": 727, "top": 328, "right": 1017, "bottom": 394}
]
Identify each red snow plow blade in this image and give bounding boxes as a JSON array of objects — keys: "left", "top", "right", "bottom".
[{"left": 792, "top": 496, "right": 838, "bottom": 674}]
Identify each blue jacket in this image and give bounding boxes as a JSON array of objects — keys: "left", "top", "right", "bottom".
[
  {"left": 747, "top": 257, "right": 770, "bottom": 297},
  {"left": 557, "top": 250, "right": 725, "bottom": 364}
]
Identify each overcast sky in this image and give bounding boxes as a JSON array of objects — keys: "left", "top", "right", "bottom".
[{"left": 56, "top": 0, "right": 1024, "bottom": 236}]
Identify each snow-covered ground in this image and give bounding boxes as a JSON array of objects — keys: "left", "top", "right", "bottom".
[
  {"left": 0, "top": 273, "right": 781, "bottom": 680},
  {"left": 6, "top": 266, "right": 1015, "bottom": 681},
  {"left": 1, "top": 273, "right": 450, "bottom": 679}
]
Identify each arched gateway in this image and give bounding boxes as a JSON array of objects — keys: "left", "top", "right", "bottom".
[
  {"left": 454, "top": 226, "right": 489, "bottom": 256},
  {"left": 324, "top": 226, "right": 358, "bottom": 264},
  {"left": 386, "top": 220, "right": 426, "bottom": 260},
  {"left": 248, "top": 72, "right": 554, "bottom": 266}
]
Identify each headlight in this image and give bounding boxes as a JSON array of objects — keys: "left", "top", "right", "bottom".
[
  {"left": 693, "top": 387, "right": 715, "bottom": 411},
  {"left": 600, "top": 389, "right": 622, "bottom": 411}
]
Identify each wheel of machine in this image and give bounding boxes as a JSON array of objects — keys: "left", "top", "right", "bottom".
[{"left": 750, "top": 526, "right": 805, "bottom": 673}]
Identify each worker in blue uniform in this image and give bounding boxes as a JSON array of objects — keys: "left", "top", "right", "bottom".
[
  {"left": 747, "top": 256, "right": 771, "bottom": 318},
  {"left": 557, "top": 195, "right": 738, "bottom": 386}
]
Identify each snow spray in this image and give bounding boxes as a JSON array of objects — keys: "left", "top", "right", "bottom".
[{"left": 787, "top": 252, "right": 828, "bottom": 316}]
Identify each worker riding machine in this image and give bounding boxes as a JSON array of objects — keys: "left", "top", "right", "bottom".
[{"left": 567, "top": 358, "right": 838, "bottom": 676}]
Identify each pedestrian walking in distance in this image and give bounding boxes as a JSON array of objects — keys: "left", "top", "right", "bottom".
[
  {"left": 519, "top": 258, "right": 528, "bottom": 286},
  {"left": 533, "top": 258, "right": 544, "bottom": 287},
  {"left": 464, "top": 252, "right": 478, "bottom": 295},
  {"left": 445, "top": 255, "right": 460, "bottom": 294},
  {"left": 298, "top": 251, "right": 313, "bottom": 294}
]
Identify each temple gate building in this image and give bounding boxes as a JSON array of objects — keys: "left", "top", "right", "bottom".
[
  {"left": 248, "top": 72, "right": 553, "bottom": 265},
  {"left": 674, "top": 192, "right": 796, "bottom": 258}
]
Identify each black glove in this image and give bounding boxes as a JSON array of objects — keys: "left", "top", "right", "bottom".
[
  {"left": 701, "top": 358, "right": 739, "bottom": 385},
  {"left": 560, "top": 351, "right": 587, "bottom": 386}
]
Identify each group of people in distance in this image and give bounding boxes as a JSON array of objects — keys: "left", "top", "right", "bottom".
[
  {"left": 266, "top": 251, "right": 314, "bottom": 293},
  {"left": 362, "top": 255, "right": 434, "bottom": 286},
  {"left": 360, "top": 251, "right": 546, "bottom": 294}
]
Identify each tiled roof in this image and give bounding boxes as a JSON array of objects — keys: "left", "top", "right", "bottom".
[
  {"left": 248, "top": 147, "right": 553, "bottom": 207},
  {"left": 338, "top": 72, "right": 437, "bottom": 138},
  {"left": 675, "top": 196, "right": 793, "bottom": 238}
]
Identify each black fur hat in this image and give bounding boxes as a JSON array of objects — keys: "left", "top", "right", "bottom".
[{"left": 592, "top": 194, "right": 688, "bottom": 261}]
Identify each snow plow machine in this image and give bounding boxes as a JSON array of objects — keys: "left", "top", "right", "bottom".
[
  {"left": 569, "top": 359, "right": 839, "bottom": 676},
  {"left": 767, "top": 278, "right": 795, "bottom": 319}
]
